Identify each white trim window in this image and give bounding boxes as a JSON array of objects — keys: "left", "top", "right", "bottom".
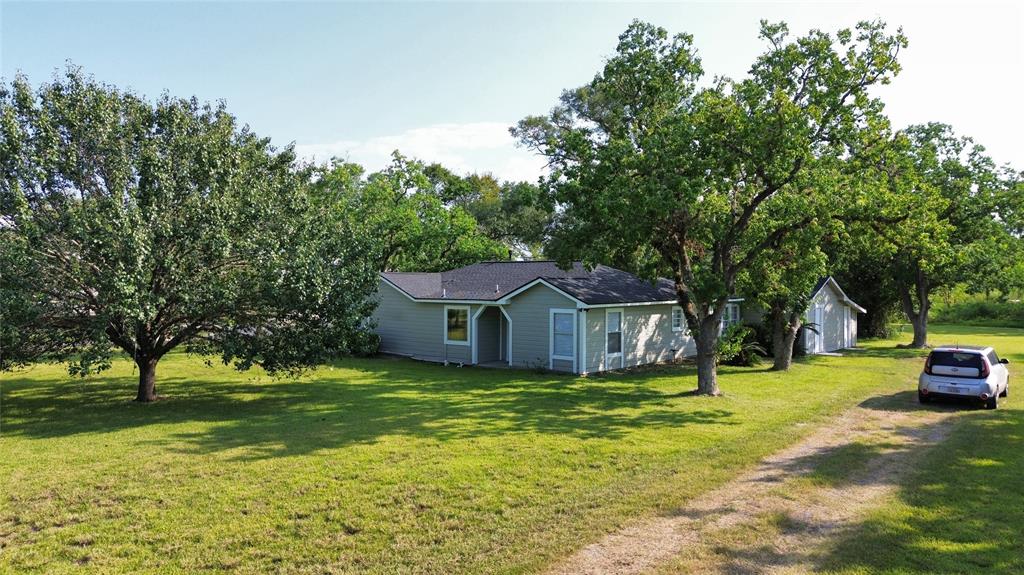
[
  {"left": 445, "top": 305, "right": 470, "bottom": 346},
  {"left": 671, "top": 306, "right": 685, "bottom": 332},
  {"left": 605, "top": 308, "right": 623, "bottom": 369},
  {"left": 721, "top": 303, "right": 741, "bottom": 329},
  {"left": 550, "top": 309, "right": 576, "bottom": 369}
]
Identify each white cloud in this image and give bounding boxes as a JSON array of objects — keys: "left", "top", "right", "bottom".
[{"left": 294, "top": 122, "right": 548, "bottom": 183}]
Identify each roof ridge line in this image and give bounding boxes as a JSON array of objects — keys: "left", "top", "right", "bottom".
[{"left": 380, "top": 270, "right": 436, "bottom": 276}]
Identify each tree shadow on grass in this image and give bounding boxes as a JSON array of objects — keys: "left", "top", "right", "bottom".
[
  {"left": 811, "top": 408, "right": 1024, "bottom": 574},
  {"left": 841, "top": 346, "right": 928, "bottom": 360},
  {"left": 858, "top": 390, "right": 973, "bottom": 413},
  {"left": 0, "top": 357, "right": 735, "bottom": 459}
]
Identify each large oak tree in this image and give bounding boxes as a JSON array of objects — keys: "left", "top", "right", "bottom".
[
  {"left": 515, "top": 20, "right": 905, "bottom": 394},
  {"left": 0, "top": 69, "right": 380, "bottom": 401},
  {"left": 424, "top": 164, "right": 554, "bottom": 259},
  {"left": 739, "top": 225, "right": 829, "bottom": 371},
  {"left": 855, "top": 123, "right": 1019, "bottom": 348},
  {"left": 312, "top": 154, "right": 509, "bottom": 273}
]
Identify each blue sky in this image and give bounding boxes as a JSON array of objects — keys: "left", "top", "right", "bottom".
[{"left": 2, "top": 1, "right": 1021, "bottom": 181}]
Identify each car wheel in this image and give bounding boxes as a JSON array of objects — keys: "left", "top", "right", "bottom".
[
  {"left": 985, "top": 395, "right": 998, "bottom": 410},
  {"left": 918, "top": 390, "right": 931, "bottom": 404},
  {"left": 1000, "top": 379, "right": 1008, "bottom": 398}
]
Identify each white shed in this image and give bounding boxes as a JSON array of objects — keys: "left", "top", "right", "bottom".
[{"left": 803, "top": 277, "right": 866, "bottom": 354}]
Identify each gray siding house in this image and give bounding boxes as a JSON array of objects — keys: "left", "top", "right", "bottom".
[
  {"left": 372, "top": 262, "right": 864, "bottom": 374},
  {"left": 372, "top": 261, "right": 743, "bottom": 374}
]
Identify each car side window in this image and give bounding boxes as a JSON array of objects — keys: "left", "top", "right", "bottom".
[{"left": 988, "top": 350, "right": 1000, "bottom": 365}]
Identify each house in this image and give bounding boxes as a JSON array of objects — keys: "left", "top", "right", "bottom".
[
  {"left": 372, "top": 261, "right": 744, "bottom": 374},
  {"left": 801, "top": 276, "right": 866, "bottom": 353}
]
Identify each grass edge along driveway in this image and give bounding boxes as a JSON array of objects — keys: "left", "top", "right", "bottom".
[
  {"left": 2, "top": 324, "right": 1018, "bottom": 574},
  {"left": 816, "top": 328, "right": 1024, "bottom": 575}
]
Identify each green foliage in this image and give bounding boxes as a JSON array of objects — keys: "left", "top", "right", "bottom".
[
  {"left": 717, "top": 324, "right": 767, "bottom": 366},
  {"left": 347, "top": 329, "right": 382, "bottom": 357},
  {"left": 932, "top": 300, "right": 1024, "bottom": 328},
  {"left": 516, "top": 18, "right": 906, "bottom": 392},
  {"left": 1, "top": 324, "right": 968, "bottom": 573},
  {"left": 842, "top": 122, "right": 1021, "bottom": 343},
  {"left": 424, "top": 164, "right": 553, "bottom": 258},
  {"left": 826, "top": 230, "right": 903, "bottom": 338},
  {"left": 740, "top": 225, "right": 829, "bottom": 363},
  {"left": 750, "top": 319, "right": 776, "bottom": 357},
  {"left": 996, "top": 167, "right": 1024, "bottom": 236},
  {"left": 958, "top": 231, "right": 1024, "bottom": 298},
  {"left": 313, "top": 154, "right": 507, "bottom": 273},
  {"left": 0, "top": 67, "right": 379, "bottom": 385},
  {"left": 824, "top": 115, "right": 1024, "bottom": 347},
  {"left": 739, "top": 227, "right": 828, "bottom": 313}
]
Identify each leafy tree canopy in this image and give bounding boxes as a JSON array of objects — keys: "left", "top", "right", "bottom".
[
  {"left": 0, "top": 68, "right": 380, "bottom": 400},
  {"left": 423, "top": 164, "right": 552, "bottom": 258},
  {"left": 846, "top": 122, "right": 1020, "bottom": 347},
  {"left": 515, "top": 19, "right": 906, "bottom": 394},
  {"left": 312, "top": 154, "right": 508, "bottom": 273},
  {"left": 738, "top": 222, "right": 831, "bottom": 370}
]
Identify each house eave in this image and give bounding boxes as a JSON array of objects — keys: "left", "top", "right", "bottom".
[{"left": 809, "top": 276, "right": 866, "bottom": 314}]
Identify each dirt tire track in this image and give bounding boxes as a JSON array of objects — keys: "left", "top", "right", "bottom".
[{"left": 547, "top": 397, "right": 959, "bottom": 575}]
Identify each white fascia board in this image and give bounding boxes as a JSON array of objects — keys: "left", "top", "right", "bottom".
[
  {"left": 808, "top": 278, "right": 831, "bottom": 301},
  {"left": 817, "top": 276, "right": 867, "bottom": 314},
  {"left": 584, "top": 300, "right": 679, "bottom": 309},
  {"left": 844, "top": 299, "right": 867, "bottom": 314},
  {"left": 378, "top": 275, "right": 419, "bottom": 301},
  {"left": 417, "top": 298, "right": 496, "bottom": 304},
  {"left": 587, "top": 297, "right": 742, "bottom": 309},
  {"left": 499, "top": 279, "right": 586, "bottom": 307}
]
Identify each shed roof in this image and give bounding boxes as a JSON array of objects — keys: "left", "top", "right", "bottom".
[{"left": 810, "top": 276, "right": 867, "bottom": 313}]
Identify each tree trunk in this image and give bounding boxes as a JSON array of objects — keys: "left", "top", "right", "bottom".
[
  {"left": 898, "top": 265, "right": 931, "bottom": 349},
  {"left": 693, "top": 326, "right": 720, "bottom": 396},
  {"left": 771, "top": 310, "right": 802, "bottom": 371},
  {"left": 135, "top": 357, "right": 158, "bottom": 402},
  {"left": 908, "top": 312, "right": 929, "bottom": 348},
  {"left": 860, "top": 308, "right": 892, "bottom": 339}
]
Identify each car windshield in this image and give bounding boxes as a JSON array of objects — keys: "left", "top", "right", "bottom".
[{"left": 930, "top": 351, "right": 984, "bottom": 370}]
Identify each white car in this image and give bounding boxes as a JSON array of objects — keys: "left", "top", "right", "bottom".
[{"left": 918, "top": 345, "right": 1010, "bottom": 409}]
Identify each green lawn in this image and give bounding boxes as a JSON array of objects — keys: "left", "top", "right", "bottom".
[
  {"left": 818, "top": 324, "right": 1024, "bottom": 575},
  {"left": 0, "top": 325, "right": 1019, "bottom": 574}
]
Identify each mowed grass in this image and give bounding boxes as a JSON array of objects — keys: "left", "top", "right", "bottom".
[
  {"left": 0, "top": 325, "right": 1014, "bottom": 574},
  {"left": 818, "top": 324, "right": 1024, "bottom": 575}
]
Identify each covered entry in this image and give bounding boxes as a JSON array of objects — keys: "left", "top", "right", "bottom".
[{"left": 472, "top": 305, "right": 511, "bottom": 366}]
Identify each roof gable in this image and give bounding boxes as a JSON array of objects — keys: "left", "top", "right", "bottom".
[{"left": 810, "top": 276, "right": 867, "bottom": 313}]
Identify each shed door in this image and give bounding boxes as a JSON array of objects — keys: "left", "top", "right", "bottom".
[
  {"left": 813, "top": 304, "right": 824, "bottom": 353},
  {"left": 843, "top": 306, "right": 851, "bottom": 348}
]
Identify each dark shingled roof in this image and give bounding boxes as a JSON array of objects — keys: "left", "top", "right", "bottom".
[
  {"left": 381, "top": 261, "right": 678, "bottom": 305},
  {"left": 543, "top": 266, "right": 677, "bottom": 305}
]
